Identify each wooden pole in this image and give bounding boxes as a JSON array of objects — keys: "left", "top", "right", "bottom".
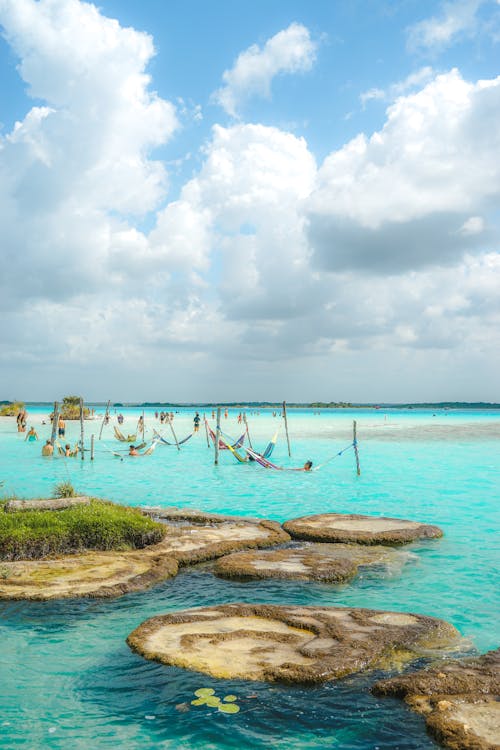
[
  {"left": 204, "top": 417, "right": 210, "bottom": 448},
  {"left": 98, "top": 400, "right": 110, "bottom": 440},
  {"left": 167, "top": 414, "right": 180, "bottom": 451},
  {"left": 50, "top": 401, "right": 59, "bottom": 446},
  {"left": 80, "top": 397, "right": 85, "bottom": 461},
  {"left": 283, "top": 400, "right": 291, "bottom": 457},
  {"left": 90, "top": 434, "right": 95, "bottom": 461},
  {"left": 243, "top": 413, "right": 253, "bottom": 449},
  {"left": 142, "top": 409, "right": 145, "bottom": 443},
  {"left": 353, "top": 420, "right": 361, "bottom": 476},
  {"left": 215, "top": 407, "right": 221, "bottom": 465}
]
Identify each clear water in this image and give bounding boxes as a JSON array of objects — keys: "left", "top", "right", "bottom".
[{"left": 0, "top": 407, "right": 499, "bottom": 749}]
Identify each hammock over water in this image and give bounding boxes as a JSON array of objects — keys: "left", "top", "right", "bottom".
[
  {"left": 114, "top": 426, "right": 138, "bottom": 443},
  {"left": 206, "top": 423, "right": 245, "bottom": 450},
  {"left": 153, "top": 430, "right": 193, "bottom": 446}
]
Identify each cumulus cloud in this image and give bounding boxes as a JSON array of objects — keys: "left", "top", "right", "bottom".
[
  {"left": 360, "top": 67, "right": 435, "bottom": 106},
  {"left": 0, "top": 0, "right": 499, "bottom": 400},
  {"left": 212, "top": 23, "right": 317, "bottom": 117},
  {"left": 307, "top": 70, "right": 500, "bottom": 272},
  {"left": 407, "top": 0, "right": 486, "bottom": 51}
]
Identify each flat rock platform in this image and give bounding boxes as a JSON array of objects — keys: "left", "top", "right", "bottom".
[
  {"left": 127, "top": 603, "right": 461, "bottom": 683},
  {"left": 283, "top": 513, "right": 443, "bottom": 545},
  {"left": 214, "top": 543, "right": 413, "bottom": 583}
]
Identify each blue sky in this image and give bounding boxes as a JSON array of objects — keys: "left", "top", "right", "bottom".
[{"left": 0, "top": 0, "right": 499, "bottom": 401}]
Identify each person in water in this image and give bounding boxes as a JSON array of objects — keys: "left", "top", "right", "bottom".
[
  {"left": 64, "top": 444, "right": 79, "bottom": 457},
  {"left": 42, "top": 440, "right": 54, "bottom": 456},
  {"left": 128, "top": 445, "right": 139, "bottom": 456},
  {"left": 193, "top": 412, "right": 200, "bottom": 432},
  {"left": 58, "top": 417, "right": 66, "bottom": 437},
  {"left": 303, "top": 460, "right": 313, "bottom": 471},
  {"left": 25, "top": 426, "right": 38, "bottom": 442}
]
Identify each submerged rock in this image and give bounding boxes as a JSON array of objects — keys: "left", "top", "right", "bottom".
[
  {"left": 127, "top": 602, "right": 461, "bottom": 683},
  {"left": 0, "top": 549, "right": 178, "bottom": 600},
  {"left": 373, "top": 648, "right": 500, "bottom": 750},
  {"left": 283, "top": 513, "right": 443, "bottom": 545},
  {"left": 214, "top": 543, "right": 414, "bottom": 583}
]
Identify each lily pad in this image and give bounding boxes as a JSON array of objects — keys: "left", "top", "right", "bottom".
[
  {"left": 205, "top": 696, "right": 221, "bottom": 707},
  {"left": 194, "top": 688, "right": 215, "bottom": 697},
  {"left": 223, "top": 695, "right": 237, "bottom": 702},
  {"left": 219, "top": 703, "right": 240, "bottom": 714}
]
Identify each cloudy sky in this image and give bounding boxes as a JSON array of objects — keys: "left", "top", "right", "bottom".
[{"left": 0, "top": 0, "right": 499, "bottom": 402}]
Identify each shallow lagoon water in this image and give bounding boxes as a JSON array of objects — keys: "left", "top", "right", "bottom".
[{"left": 0, "top": 407, "right": 499, "bottom": 749}]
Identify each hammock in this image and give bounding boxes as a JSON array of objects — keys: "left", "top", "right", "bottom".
[
  {"left": 261, "top": 430, "right": 279, "bottom": 459},
  {"left": 207, "top": 423, "right": 245, "bottom": 450},
  {"left": 153, "top": 430, "right": 193, "bottom": 446},
  {"left": 114, "top": 426, "right": 137, "bottom": 443}
]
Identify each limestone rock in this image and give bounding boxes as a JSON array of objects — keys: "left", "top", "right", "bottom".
[
  {"left": 0, "top": 549, "right": 178, "bottom": 600},
  {"left": 373, "top": 648, "right": 500, "bottom": 750},
  {"left": 214, "top": 543, "right": 414, "bottom": 583},
  {"left": 148, "top": 517, "right": 290, "bottom": 565},
  {"left": 283, "top": 513, "right": 443, "bottom": 545},
  {"left": 127, "top": 603, "right": 461, "bottom": 683}
]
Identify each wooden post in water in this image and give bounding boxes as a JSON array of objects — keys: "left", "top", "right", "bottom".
[
  {"left": 99, "top": 400, "right": 110, "bottom": 440},
  {"left": 215, "top": 407, "right": 221, "bottom": 465},
  {"left": 167, "top": 414, "right": 180, "bottom": 451},
  {"left": 243, "top": 413, "right": 253, "bottom": 449},
  {"left": 79, "top": 398, "right": 85, "bottom": 461},
  {"left": 283, "top": 400, "right": 291, "bottom": 457},
  {"left": 204, "top": 417, "right": 210, "bottom": 448},
  {"left": 142, "top": 409, "right": 145, "bottom": 443},
  {"left": 50, "top": 401, "right": 59, "bottom": 446},
  {"left": 353, "top": 420, "right": 361, "bottom": 476},
  {"left": 90, "top": 434, "right": 95, "bottom": 461}
]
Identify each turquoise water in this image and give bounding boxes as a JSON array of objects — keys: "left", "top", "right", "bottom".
[{"left": 0, "top": 407, "right": 499, "bottom": 749}]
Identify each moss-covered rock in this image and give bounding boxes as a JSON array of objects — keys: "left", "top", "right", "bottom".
[
  {"left": 373, "top": 648, "right": 500, "bottom": 750},
  {"left": 127, "top": 603, "right": 462, "bottom": 683},
  {"left": 283, "top": 513, "right": 443, "bottom": 545}
]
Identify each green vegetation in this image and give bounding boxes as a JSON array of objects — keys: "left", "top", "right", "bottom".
[
  {"left": 59, "top": 395, "right": 91, "bottom": 420},
  {"left": 52, "top": 482, "right": 76, "bottom": 499},
  {"left": 0, "top": 500, "right": 166, "bottom": 561},
  {"left": 0, "top": 401, "right": 25, "bottom": 416}
]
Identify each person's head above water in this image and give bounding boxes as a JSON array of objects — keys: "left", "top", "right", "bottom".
[{"left": 303, "top": 460, "right": 313, "bottom": 471}]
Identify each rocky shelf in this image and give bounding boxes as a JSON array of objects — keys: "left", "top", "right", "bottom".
[
  {"left": 214, "top": 543, "right": 414, "bottom": 583},
  {"left": 283, "top": 513, "right": 443, "bottom": 545},
  {"left": 127, "top": 602, "right": 461, "bottom": 683},
  {"left": 373, "top": 648, "right": 500, "bottom": 750}
]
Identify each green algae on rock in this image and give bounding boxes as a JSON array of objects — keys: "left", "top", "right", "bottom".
[
  {"left": 373, "top": 648, "right": 500, "bottom": 750},
  {"left": 283, "top": 513, "right": 443, "bottom": 545},
  {"left": 126, "top": 603, "right": 461, "bottom": 683},
  {"left": 214, "top": 543, "right": 414, "bottom": 583}
]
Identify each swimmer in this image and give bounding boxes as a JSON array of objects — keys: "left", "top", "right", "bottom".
[
  {"left": 41, "top": 440, "right": 54, "bottom": 457},
  {"left": 303, "top": 460, "right": 313, "bottom": 471},
  {"left": 25, "top": 426, "right": 38, "bottom": 442},
  {"left": 128, "top": 445, "right": 139, "bottom": 456}
]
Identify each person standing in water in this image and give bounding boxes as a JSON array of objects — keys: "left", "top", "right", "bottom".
[
  {"left": 58, "top": 416, "right": 66, "bottom": 438},
  {"left": 193, "top": 412, "right": 201, "bottom": 432},
  {"left": 25, "top": 426, "right": 38, "bottom": 442},
  {"left": 42, "top": 440, "right": 54, "bottom": 456}
]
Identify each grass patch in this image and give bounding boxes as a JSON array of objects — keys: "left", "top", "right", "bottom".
[{"left": 0, "top": 500, "right": 166, "bottom": 561}]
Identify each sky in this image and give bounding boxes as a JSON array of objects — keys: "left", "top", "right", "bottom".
[{"left": 0, "top": 0, "right": 499, "bottom": 403}]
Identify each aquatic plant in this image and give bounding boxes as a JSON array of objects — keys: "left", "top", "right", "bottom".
[
  {"left": 191, "top": 688, "right": 240, "bottom": 714},
  {"left": 0, "top": 500, "right": 166, "bottom": 561}
]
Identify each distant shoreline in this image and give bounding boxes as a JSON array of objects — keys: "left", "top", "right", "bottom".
[{"left": 2, "top": 400, "right": 499, "bottom": 410}]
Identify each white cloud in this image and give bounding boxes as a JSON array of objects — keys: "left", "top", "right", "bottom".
[
  {"left": 0, "top": 1, "right": 499, "bottom": 400},
  {"left": 212, "top": 23, "right": 317, "bottom": 117},
  {"left": 307, "top": 70, "right": 500, "bottom": 272},
  {"left": 407, "top": 0, "right": 485, "bottom": 51},
  {"left": 360, "top": 67, "right": 435, "bottom": 106}
]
